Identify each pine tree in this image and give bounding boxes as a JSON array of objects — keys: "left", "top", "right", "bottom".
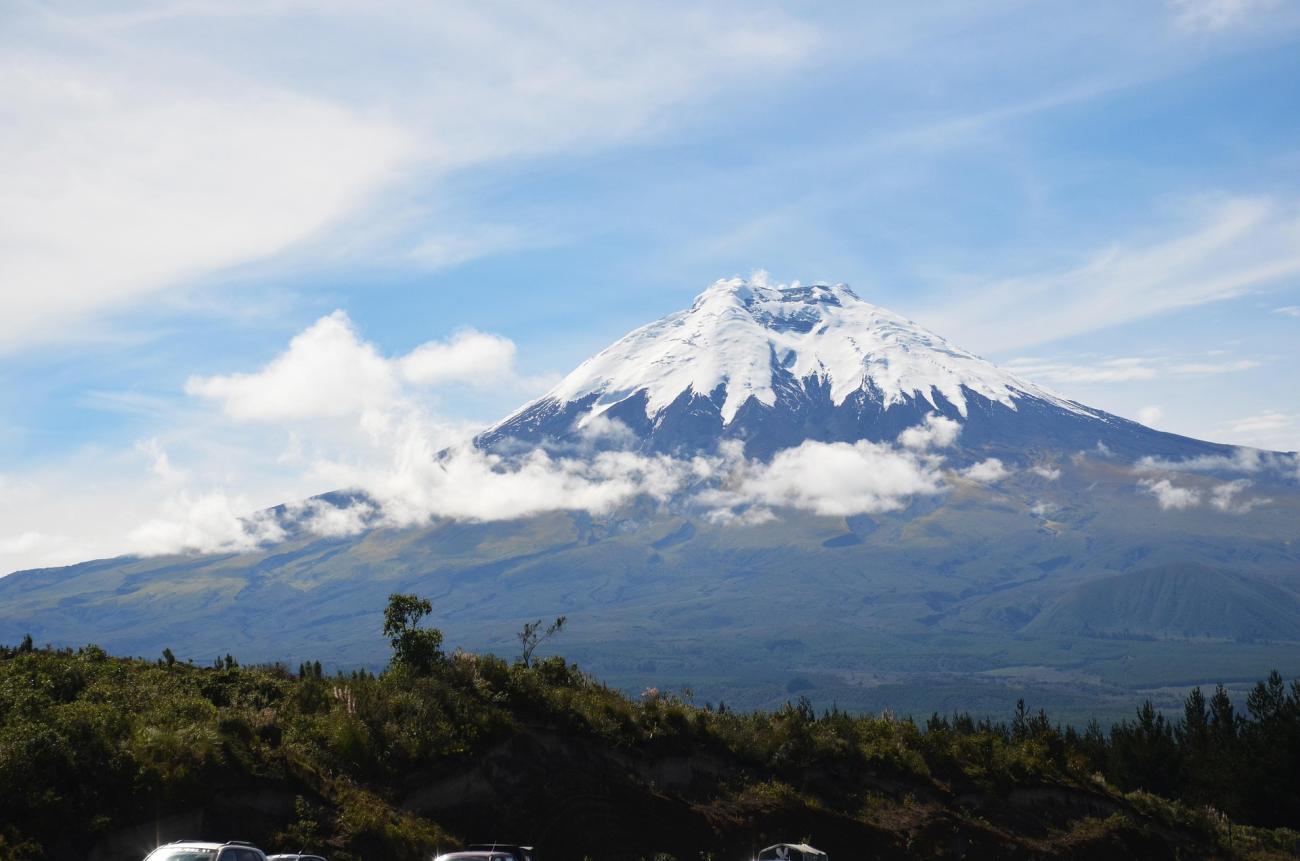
[{"left": 1177, "top": 686, "right": 1211, "bottom": 801}]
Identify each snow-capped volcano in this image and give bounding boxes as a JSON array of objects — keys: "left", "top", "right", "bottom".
[
  {"left": 481, "top": 276, "right": 1229, "bottom": 461},
  {"left": 550, "top": 277, "right": 1080, "bottom": 423}
]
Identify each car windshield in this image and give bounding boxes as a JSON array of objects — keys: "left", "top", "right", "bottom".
[{"left": 145, "top": 850, "right": 218, "bottom": 861}]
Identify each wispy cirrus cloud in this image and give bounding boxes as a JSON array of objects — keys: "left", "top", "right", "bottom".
[
  {"left": 1218, "top": 411, "right": 1300, "bottom": 454},
  {"left": 0, "top": 51, "right": 411, "bottom": 350},
  {"left": 1004, "top": 354, "right": 1260, "bottom": 385},
  {"left": 1169, "top": 0, "right": 1281, "bottom": 31},
  {"left": 927, "top": 196, "right": 1300, "bottom": 353},
  {"left": 0, "top": 1, "right": 818, "bottom": 350}
]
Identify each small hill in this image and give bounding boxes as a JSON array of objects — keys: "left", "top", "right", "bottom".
[
  {"left": 1025, "top": 563, "right": 1300, "bottom": 641},
  {"left": 3, "top": 638, "right": 1299, "bottom": 861}
]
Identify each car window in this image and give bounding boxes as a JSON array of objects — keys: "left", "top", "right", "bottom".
[
  {"left": 215, "top": 850, "right": 261, "bottom": 861},
  {"left": 145, "top": 851, "right": 218, "bottom": 861}
]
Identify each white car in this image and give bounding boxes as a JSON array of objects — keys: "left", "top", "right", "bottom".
[
  {"left": 144, "top": 841, "right": 268, "bottom": 861},
  {"left": 268, "top": 855, "right": 327, "bottom": 861},
  {"left": 434, "top": 852, "right": 518, "bottom": 861}
]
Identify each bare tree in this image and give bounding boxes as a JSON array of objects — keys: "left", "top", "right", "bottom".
[{"left": 517, "top": 616, "right": 566, "bottom": 668}]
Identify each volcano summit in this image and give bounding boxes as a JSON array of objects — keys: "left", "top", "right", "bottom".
[{"left": 482, "top": 277, "right": 1229, "bottom": 462}]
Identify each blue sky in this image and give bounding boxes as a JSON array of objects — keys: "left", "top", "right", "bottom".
[{"left": 2, "top": 0, "right": 1299, "bottom": 571}]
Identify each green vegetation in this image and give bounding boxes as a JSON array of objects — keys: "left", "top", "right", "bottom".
[{"left": 1, "top": 595, "right": 1298, "bottom": 860}]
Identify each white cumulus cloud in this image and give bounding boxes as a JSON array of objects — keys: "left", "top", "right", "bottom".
[
  {"left": 186, "top": 311, "right": 529, "bottom": 422},
  {"left": 701, "top": 439, "right": 944, "bottom": 518},
  {"left": 963, "top": 458, "right": 1010, "bottom": 483},
  {"left": 185, "top": 312, "right": 399, "bottom": 421},
  {"left": 1139, "top": 478, "right": 1202, "bottom": 510},
  {"left": 398, "top": 330, "right": 518, "bottom": 386},
  {"left": 127, "top": 491, "right": 286, "bottom": 557},
  {"left": 897, "top": 413, "right": 962, "bottom": 450},
  {"left": 1137, "top": 405, "right": 1164, "bottom": 427},
  {"left": 1209, "top": 479, "right": 1269, "bottom": 513}
]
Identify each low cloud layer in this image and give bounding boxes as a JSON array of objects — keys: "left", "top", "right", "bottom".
[
  {"left": 0, "top": 398, "right": 974, "bottom": 570},
  {"left": 264, "top": 413, "right": 965, "bottom": 546},
  {"left": 1138, "top": 476, "right": 1270, "bottom": 513},
  {"left": 1134, "top": 445, "right": 1289, "bottom": 512},
  {"left": 1138, "top": 446, "right": 1300, "bottom": 477}
]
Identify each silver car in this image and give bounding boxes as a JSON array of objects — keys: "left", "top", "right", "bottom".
[{"left": 144, "top": 842, "right": 267, "bottom": 861}]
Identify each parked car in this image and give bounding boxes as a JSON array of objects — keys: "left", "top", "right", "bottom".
[
  {"left": 267, "top": 855, "right": 327, "bottom": 861},
  {"left": 144, "top": 841, "right": 268, "bottom": 861},
  {"left": 757, "top": 844, "right": 827, "bottom": 861},
  {"left": 433, "top": 851, "right": 521, "bottom": 861},
  {"left": 466, "top": 844, "right": 537, "bottom": 861}
]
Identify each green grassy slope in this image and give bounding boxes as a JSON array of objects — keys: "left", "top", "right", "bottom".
[{"left": 1026, "top": 563, "right": 1300, "bottom": 640}]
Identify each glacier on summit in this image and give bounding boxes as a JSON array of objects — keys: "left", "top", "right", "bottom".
[
  {"left": 548, "top": 275, "right": 1082, "bottom": 421},
  {"left": 481, "top": 275, "right": 1227, "bottom": 463}
]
